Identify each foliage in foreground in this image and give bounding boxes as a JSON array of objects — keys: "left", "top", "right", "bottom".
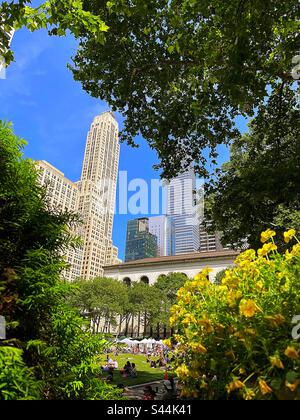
[
  {"left": 169, "top": 229, "right": 300, "bottom": 400},
  {"left": 207, "top": 85, "right": 300, "bottom": 250},
  {"left": 0, "top": 120, "right": 121, "bottom": 400},
  {"left": 1, "top": 1, "right": 299, "bottom": 177}
]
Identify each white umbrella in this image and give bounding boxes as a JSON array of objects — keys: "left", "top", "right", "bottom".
[
  {"left": 140, "top": 338, "right": 149, "bottom": 344},
  {"left": 120, "top": 338, "right": 134, "bottom": 346}
]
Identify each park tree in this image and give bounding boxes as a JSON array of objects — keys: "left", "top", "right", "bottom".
[
  {"left": 206, "top": 85, "right": 300, "bottom": 250},
  {"left": 0, "top": 121, "right": 121, "bottom": 400},
  {"left": 128, "top": 282, "right": 161, "bottom": 337},
  {"left": 153, "top": 273, "right": 188, "bottom": 332},
  {"left": 1, "top": 1, "right": 299, "bottom": 178},
  {"left": 72, "top": 277, "right": 128, "bottom": 334}
]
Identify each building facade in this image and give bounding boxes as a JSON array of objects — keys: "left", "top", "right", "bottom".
[
  {"left": 36, "top": 111, "right": 120, "bottom": 280},
  {"left": 104, "top": 250, "right": 239, "bottom": 337},
  {"left": 199, "top": 224, "right": 228, "bottom": 253},
  {"left": 165, "top": 168, "right": 200, "bottom": 255},
  {"left": 36, "top": 160, "right": 83, "bottom": 281},
  {"left": 125, "top": 218, "right": 158, "bottom": 262},
  {"left": 148, "top": 215, "right": 171, "bottom": 257},
  {"left": 105, "top": 250, "right": 239, "bottom": 286}
]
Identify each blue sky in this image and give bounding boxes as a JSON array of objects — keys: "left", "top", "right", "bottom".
[{"left": 0, "top": 27, "right": 248, "bottom": 259}]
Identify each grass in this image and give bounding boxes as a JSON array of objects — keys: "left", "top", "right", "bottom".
[{"left": 99, "top": 353, "right": 165, "bottom": 387}]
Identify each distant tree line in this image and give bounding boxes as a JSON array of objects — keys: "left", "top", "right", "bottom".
[{"left": 70, "top": 273, "right": 189, "bottom": 338}]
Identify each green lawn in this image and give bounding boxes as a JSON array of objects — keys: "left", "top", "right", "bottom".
[{"left": 99, "top": 353, "right": 165, "bottom": 386}]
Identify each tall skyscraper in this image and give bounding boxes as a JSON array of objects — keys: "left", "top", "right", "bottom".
[
  {"left": 165, "top": 168, "right": 200, "bottom": 255},
  {"left": 36, "top": 111, "right": 120, "bottom": 280},
  {"left": 148, "top": 215, "right": 173, "bottom": 257},
  {"left": 77, "top": 111, "right": 120, "bottom": 279},
  {"left": 125, "top": 218, "right": 158, "bottom": 262}
]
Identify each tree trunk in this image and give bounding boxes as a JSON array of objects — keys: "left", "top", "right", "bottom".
[
  {"left": 131, "top": 314, "right": 134, "bottom": 337},
  {"left": 163, "top": 325, "right": 167, "bottom": 338},
  {"left": 118, "top": 314, "right": 122, "bottom": 337},
  {"left": 143, "top": 311, "right": 147, "bottom": 336},
  {"left": 125, "top": 314, "right": 131, "bottom": 336},
  {"left": 137, "top": 312, "right": 141, "bottom": 338}
]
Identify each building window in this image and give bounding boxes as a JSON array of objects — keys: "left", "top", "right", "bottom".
[
  {"left": 140, "top": 276, "right": 149, "bottom": 285},
  {"left": 123, "top": 277, "right": 131, "bottom": 287}
]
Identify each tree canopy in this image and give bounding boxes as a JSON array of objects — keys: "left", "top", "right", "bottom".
[
  {"left": 1, "top": 1, "right": 299, "bottom": 177},
  {"left": 206, "top": 85, "right": 300, "bottom": 249}
]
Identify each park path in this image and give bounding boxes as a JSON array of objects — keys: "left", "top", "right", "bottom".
[{"left": 124, "top": 380, "right": 177, "bottom": 400}]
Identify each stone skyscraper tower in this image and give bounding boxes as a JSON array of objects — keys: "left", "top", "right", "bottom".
[
  {"left": 78, "top": 111, "right": 120, "bottom": 279},
  {"left": 36, "top": 111, "right": 120, "bottom": 281}
]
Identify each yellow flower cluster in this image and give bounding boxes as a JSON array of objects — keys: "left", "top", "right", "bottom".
[
  {"left": 261, "top": 229, "right": 276, "bottom": 243},
  {"left": 169, "top": 229, "right": 300, "bottom": 400},
  {"left": 239, "top": 299, "right": 261, "bottom": 318}
]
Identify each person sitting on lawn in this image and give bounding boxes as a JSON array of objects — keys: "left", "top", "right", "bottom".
[
  {"left": 106, "top": 372, "right": 113, "bottom": 383},
  {"left": 123, "top": 361, "right": 132, "bottom": 376},
  {"left": 150, "top": 360, "right": 157, "bottom": 368},
  {"left": 130, "top": 363, "right": 137, "bottom": 378}
]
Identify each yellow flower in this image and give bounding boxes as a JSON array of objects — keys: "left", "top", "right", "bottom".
[
  {"left": 243, "top": 388, "right": 255, "bottom": 400},
  {"left": 284, "top": 346, "right": 299, "bottom": 360},
  {"left": 176, "top": 364, "right": 190, "bottom": 378},
  {"left": 259, "top": 379, "right": 272, "bottom": 395},
  {"left": 226, "top": 379, "right": 244, "bottom": 393},
  {"left": 270, "top": 355, "right": 284, "bottom": 369},
  {"left": 285, "top": 250, "right": 293, "bottom": 261},
  {"left": 163, "top": 339, "right": 172, "bottom": 348},
  {"left": 182, "top": 314, "right": 197, "bottom": 326},
  {"left": 222, "top": 271, "right": 239, "bottom": 289},
  {"left": 190, "top": 343, "right": 207, "bottom": 354},
  {"left": 235, "top": 249, "right": 256, "bottom": 263},
  {"left": 258, "top": 243, "right": 277, "bottom": 257},
  {"left": 244, "top": 328, "right": 256, "bottom": 337},
  {"left": 284, "top": 229, "right": 296, "bottom": 244},
  {"left": 169, "top": 315, "right": 177, "bottom": 327},
  {"left": 182, "top": 292, "right": 192, "bottom": 305},
  {"left": 285, "top": 379, "right": 300, "bottom": 392},
  {"left": 194, "top": 267, "right": 212, "bottom": 281},
  {"left": 239, "top": 299, "right": 261, "bottom": 318},
  {"left": 261, "top": 229, "right": 276, "bottom": 243},
  {"left": 264, "top": 314, "right": 285, "bottom": 328},
  {"left": 255, "top": 281, "right": 264, "bottom": 291},
  {"left": 291, "top": 243, "right": 300, "bottom": 257},
  {"left": 197, "top": 316, "right": 214, "bottom": 333}
]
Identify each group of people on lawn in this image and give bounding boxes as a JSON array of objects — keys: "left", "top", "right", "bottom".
[{"left": 101, "top": 356, "right": 137, "bottom": 383}]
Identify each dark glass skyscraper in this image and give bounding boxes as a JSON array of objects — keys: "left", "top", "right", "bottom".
[{"left": 125, "top": 218, "right": 158, "bottom": 262}]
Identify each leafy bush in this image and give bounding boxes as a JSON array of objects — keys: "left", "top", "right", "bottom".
[
  {"left": 170, "top": 229, "right": 300, "bottom": 400},
  {"left": 0, "top": 121, "right": 121, "bottom": 400},
  {"left": 0, "top": 347, "right": 40, "bottom": 400}
]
